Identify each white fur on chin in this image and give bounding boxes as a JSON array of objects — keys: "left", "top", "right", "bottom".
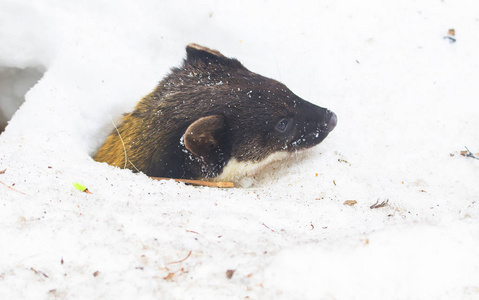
[{"left": 213, "top": 151, "right": 290, "bottom": 183}]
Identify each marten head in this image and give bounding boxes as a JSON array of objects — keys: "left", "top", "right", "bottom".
[
  {"left": 154, "top": 44, "right": 337, "bottom": 180},
  {"left": 94, "top": 44, "right": 337, "bottom": 182}
]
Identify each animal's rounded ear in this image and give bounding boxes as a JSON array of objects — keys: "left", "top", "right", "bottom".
[
  {"left": 186, "top": 44, "right": 225, "bottom": 63},
  {"left": 184, "top": 114, "right": 226, "bottom": 159}
]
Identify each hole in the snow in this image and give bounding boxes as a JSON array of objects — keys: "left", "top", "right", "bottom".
[{"left": 0, "top": 65, "right": 46, "bottom": 134}]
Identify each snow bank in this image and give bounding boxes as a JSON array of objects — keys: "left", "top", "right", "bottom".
[
  {"left": 1, "top": 0, "right": 478, "bottom": 299},
  {"left": 264, "top": 222, "right": 479, "bottom": 299}
]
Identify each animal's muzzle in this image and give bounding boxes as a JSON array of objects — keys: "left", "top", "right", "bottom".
[
  {"left": 321, "top": 110, "right": 337, "bottom": 133},
  {"left": 289, "top": 102, "right": 337, "bottom": 151}
]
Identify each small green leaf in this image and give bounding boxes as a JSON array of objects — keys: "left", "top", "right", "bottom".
[{"left": 73, "top": 182, "right": 87, "bottom": 192}]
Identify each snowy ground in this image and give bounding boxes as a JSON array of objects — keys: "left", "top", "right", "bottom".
[{"left": 1, "top": 0, "right": 479, "bottom": 299}]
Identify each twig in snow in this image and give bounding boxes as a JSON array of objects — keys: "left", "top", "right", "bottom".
[
  {"left": 262, "top": 223, "right": 275, "bottom": 232},
  {"left": 166, "top": 250, "right": 192, "bottom": 265},
  {"left": 370, "top": 199, "right": 389, "bottom": 209},
  {"left": 30, "top": 267, "right": 49, "bottom": 278},
  {"left": 460, "top": 147, "right": 479, "bottom": 160},
  {"left": 0, "top": 181, "right": 27, "bottom": 195},
  {"left": 150, "top": 176, "right": 234, "bottom": 188}
]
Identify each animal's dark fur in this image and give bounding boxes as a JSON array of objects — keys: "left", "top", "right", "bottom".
[{"left": 94, "top": 44, "right": 337, "bottom": 180}]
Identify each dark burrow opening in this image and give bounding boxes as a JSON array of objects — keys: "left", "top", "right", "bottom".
[{"left": 0, "top": 65, "right": 46, "bottom": 134}]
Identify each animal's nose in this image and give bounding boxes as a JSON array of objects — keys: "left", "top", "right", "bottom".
[{"left": 325, "top": 111, "right": 337, "bottom": 132}]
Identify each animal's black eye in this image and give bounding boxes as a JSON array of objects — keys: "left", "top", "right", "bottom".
[{"left": 276, "top": 118, "right": 289, "bottom": 133}]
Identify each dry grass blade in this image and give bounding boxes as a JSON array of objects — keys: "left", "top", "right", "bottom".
[{"left": 166, "top": 250, "right": 192, "bottom": 265}]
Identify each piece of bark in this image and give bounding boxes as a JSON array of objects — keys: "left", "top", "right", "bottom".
[
  {"left": 343, "top": 200, "right": 357, "bottom": 206},
  {"left": 226, "top": 269, "right": 236, "bottom": 279}
]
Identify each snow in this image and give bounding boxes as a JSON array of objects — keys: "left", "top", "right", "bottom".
[{"left": 1, "top": 0, "right": 478, "bottom": 299}]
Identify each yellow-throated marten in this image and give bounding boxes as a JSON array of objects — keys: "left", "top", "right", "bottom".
[{"left": 94, "top": 44, "right": 337, "bottom": 181}]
